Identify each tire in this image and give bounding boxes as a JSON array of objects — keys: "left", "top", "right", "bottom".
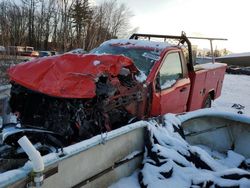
[{"left": 203, "top": 95, "right": 212, "bottom": 108}]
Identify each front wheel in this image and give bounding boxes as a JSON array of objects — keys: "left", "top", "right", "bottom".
[{"left": 203, "top": 95, "right": 212, "bottom": 108}]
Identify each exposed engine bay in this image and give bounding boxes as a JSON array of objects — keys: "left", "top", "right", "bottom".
[{"left": 9, "top": 74, "right": 143, "bottom": 143}]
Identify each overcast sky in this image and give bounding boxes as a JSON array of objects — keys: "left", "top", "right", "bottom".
[{"left": 94, "top": 0, "right": 250, "bottom": 53}]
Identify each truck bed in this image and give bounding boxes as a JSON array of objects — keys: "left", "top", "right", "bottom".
[{"left": 187, "top": 62, "right": 227, "bottom": 111}]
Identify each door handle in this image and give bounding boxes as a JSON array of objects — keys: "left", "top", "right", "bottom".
[{"left": 180, "top": 87, "right": 187, "bottom": 92}]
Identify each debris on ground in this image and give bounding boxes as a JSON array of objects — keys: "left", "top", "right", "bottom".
[
  {"left": 232, "top": 104, "right": 245, "bottom": 114},
  {"left": 232, "top": 104, "right": 245, "bottom": 110}
]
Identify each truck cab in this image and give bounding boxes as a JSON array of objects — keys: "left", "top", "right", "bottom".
[
  {"left": 91, "top": 33, "right": 226, "bottom": 117},
  {"left": 148, "top": 45, "right": 226, "bottom": 116},
  {"left": 149, "top": 47, "right": 191, "bottom": 115}
]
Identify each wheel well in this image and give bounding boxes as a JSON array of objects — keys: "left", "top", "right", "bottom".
[{"left": 209, "top": 90, "right": 215, "bottom": 100}]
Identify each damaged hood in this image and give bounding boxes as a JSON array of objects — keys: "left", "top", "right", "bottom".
[{"left": 8, "top": 54, "right": 138, "bottom": 98}]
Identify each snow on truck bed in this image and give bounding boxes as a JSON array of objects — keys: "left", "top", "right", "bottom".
[{"left": 194, "top": 62, "right": 226, "bottom": 70}]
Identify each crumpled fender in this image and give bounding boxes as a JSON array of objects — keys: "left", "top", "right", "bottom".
[{"left": 8, "top": 54, "right": 138, "bottom": 98}]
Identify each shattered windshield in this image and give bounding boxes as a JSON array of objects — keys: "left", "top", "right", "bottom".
[{"left": 91, "top": 44, "right": 161, "bottom": 75}]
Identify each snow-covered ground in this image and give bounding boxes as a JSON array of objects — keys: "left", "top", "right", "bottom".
[
  {"left": 213, "top": 74, "right": 250, "bottom": 116},
  {"left": 110, "top": 74, "right": 250, "bottom": 188}
]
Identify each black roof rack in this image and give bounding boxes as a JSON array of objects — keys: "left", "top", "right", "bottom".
[
  {"left": 129, "top": 32, "right": 228, "bottom": 70},
  {"left": 130, "top": 33, "right": 189, "bottom": 41}
]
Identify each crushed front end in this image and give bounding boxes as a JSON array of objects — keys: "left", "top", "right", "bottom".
[{"left": 0, "top": 54, "right": 147, "bottom": 171}]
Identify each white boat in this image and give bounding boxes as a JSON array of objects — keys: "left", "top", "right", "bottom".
[{"left": 1, "top": 109, "right": 250, "bottom": 188}]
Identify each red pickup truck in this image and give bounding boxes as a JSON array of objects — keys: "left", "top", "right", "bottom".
[{"left": 4, "top": 33, "right": 226, "bottom": 148}]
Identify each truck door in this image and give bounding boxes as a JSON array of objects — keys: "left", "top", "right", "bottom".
[{"left": 152, "top": 51, "right": 191, "bottom": 115}]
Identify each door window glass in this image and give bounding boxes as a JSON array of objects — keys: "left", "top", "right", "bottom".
[{"left": 159, "top": 52, "right": 183, "bottom": 89}]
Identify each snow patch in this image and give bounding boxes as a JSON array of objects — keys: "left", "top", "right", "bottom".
[
  {"left": 160, "top": 80, "right": 176, "bottom": 89},
  {"left": 213, "top": 74, "right": 250, "bottom": 116},
  {"left": 142, "top": 52, "right": 160, "bottom": 61},
  {"left": 0, "top": 169, "right": 27, "bottom": 186},
  {"left": 195, "top": 62, "right": 226, "bottom": 70},
  {"left": 219, "top": 150, "right": 245, "bottom": 168},
  {"left": 102, "top": 39, "right": 171, "bottom": 50},
  {"left": 119, "top": 150, "right": 142, "bottom": 162},
  {"left": 93, "top": 60, "right": 101, "bottom": 66},
  {"left": 135, "top": 71, "right": 147, "bottom": 83},
  {"left": 163, "top": 113, "right": 181, "bottom": 126}
]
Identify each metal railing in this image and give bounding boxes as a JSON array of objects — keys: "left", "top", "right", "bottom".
[{"left": 130, "top": 32, "right": 227, "bottom": 65}]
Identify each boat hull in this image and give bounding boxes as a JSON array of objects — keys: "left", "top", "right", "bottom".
[{"left": 180, "top": 110, "right": 250, "bottom": 158}]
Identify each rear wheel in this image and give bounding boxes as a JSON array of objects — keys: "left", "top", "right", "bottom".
[{"left": 203, "top": 95, "right": 212, "bottom": 108}]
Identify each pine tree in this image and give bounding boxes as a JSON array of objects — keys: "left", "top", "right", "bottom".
[{"left": 70, "top": 0, "right": 92, "bottom": 48}]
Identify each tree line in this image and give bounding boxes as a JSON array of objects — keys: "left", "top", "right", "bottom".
[{"left": 0, "top": 0, "right": 135, "bottom": 52}]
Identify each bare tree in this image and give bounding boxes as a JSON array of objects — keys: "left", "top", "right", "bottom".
[
  {"left": 84, "top": 0, "right": 133, "bottom": 50},
  {"left": 0, "top": 0, "right": 134, "bottom": 52}
]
